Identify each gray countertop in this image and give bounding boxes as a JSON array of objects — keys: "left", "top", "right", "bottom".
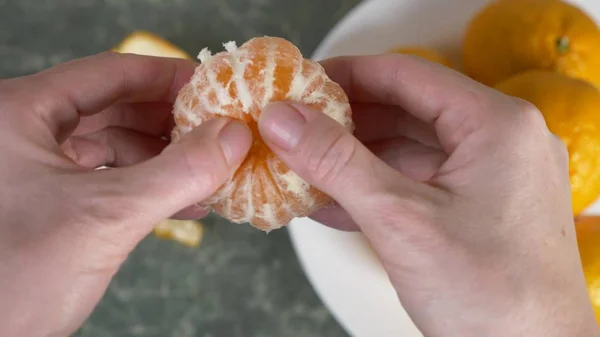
[{"left": 0, "top": 0, "right": 362, "bottom": 336}]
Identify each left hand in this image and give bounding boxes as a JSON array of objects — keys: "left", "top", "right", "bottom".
[{"left": 0, "top": 52, "right": 252, "bottom": 337}]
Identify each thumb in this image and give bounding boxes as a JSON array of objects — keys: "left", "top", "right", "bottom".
[
  {"left": 258, "top": 102, "right": 409, "bottom": 214},
  {"left": 71, "top": 118, "right": 252, "bottom": 232}
]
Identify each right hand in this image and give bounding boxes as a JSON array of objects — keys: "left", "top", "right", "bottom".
[{"left": 258, "top": 54, "right": 599, "bottom": 337}]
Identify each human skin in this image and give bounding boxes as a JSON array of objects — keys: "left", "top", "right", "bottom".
[
  {"left": 259, "top": 55, "right": 600, "bottom": 337},
  {"left": 0, "top": 51, "right": 597, "bottom": 337},
  {"left": 0, "top": 52, "right": 252, "bottom": 336}
]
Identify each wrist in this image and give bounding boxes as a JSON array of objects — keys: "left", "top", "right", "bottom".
[{"left": 408, "top": 285, "right": 600, "bottom": 337}]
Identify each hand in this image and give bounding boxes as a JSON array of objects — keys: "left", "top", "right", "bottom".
[
  {"left": 0, "top": 52, "right": 252, "bottom": 337},
  {"left": 258, "top": 55, "right": 599, "bottom": 337}
]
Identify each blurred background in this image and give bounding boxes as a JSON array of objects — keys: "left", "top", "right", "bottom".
[{"left": 0, "top": 0, "right": 361, "bottom": 336}]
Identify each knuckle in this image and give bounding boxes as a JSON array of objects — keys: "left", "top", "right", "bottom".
[
  {"left": 29, "top": 90, "right": 60, "bottom": 118},
  {"left": 468, "top": 94, "right": 498, "bottom": 124},
  {"left": 305, "top": 128, "right": 356, "bottom": 188},
  {"left": 445, "top": 105, "right": 489, "bottom": 147},
  {"left": 513, "top": 98, "right": 546, "bottom": 130},
  {"left": 499, "top": 98, "right": 549, "bottom": 148},
  {"left": 105, "top": 51, "right": 171, "bottom": 99},
  {"left": 85, "top": 51, "right": 134, "bottom": 98},
  {"left": 386, "top": 55, "right": 414, "bottom": 104}
]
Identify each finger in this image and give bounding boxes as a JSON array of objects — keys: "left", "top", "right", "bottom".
[
  {"left": 366, "top": 138, "right": 446, "bottom": 182},
  {"left": 69, "top": 120, "right": 219, "bottom": 221},
  {"left": 352, "top": 103, "right": 439, "bottom": 147},
  {"left": 63, "top": 127, "right": 168, "bottom": 168},
  {"left": 311, "top": 139, "right": 446, "bottom": 232},
  {"left": 321, "top": 54, "right": 506, "bottom": 153},
  {"left": 24, "top": 52, "right": 195, "bottom": 140},
  {"left": 310, "top": 205, "right": 359, "bottom": 232},
  {"left": 71, "top": 102, "right": 175, "bottom": 139},
  {"left": 258, "top": 102, "right": 426, "bottom": 214},
  {"left": 64, "top": 118, "right": 251, "bottom": 242}
]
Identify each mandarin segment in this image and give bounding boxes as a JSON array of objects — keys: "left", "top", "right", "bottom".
[{"left": 172, "top": 36, "right": 353, "bottom": 231}]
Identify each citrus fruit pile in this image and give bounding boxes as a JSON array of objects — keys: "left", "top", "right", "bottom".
[{"left": 389, "top": 0, "right": 600, "bottom": 323}]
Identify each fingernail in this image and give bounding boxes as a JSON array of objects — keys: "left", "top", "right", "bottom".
[
  {"left": 219, "top": 121, "right": 252, "bottom": 165},
  {"left": 259, "top": 102, "right": 307, "bottom": 151}
]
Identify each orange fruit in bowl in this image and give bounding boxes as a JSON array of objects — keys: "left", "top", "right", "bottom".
[
  {"left": 495, "top": 70, "right": 600, "bottom": 216},
  {"left": 575, "top": 216, "right": 600, "bottom": 323},
  {"left": 389, "top": 46, "right": 453, "bottom": 68},
  {"left": 172, "top": 36, "right": 354, "bottom": 231},
  {"left": 463, "top": 0, "right": 600, "bottom": 87}
]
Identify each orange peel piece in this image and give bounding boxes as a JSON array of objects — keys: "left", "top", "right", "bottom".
[
  {"left": 112, "top": 30, "right": 191, "bottom": 59},
  {"left": 153, "top": 219, "right": 205, "bottom": 248}
]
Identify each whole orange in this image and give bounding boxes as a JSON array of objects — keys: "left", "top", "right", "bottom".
[
  {"left": 463, "top": 0, "right": 600, "bottom": 87},
  {"left": 495, "top": 70, "right": 600, "bottom": 216},
  {"left": 389, "top": 46, "right": 454, "bottom": 68}
]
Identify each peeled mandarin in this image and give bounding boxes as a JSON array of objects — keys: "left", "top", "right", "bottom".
[{"left": 172, "top": 36, "right": 353, "bottom": 231}]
